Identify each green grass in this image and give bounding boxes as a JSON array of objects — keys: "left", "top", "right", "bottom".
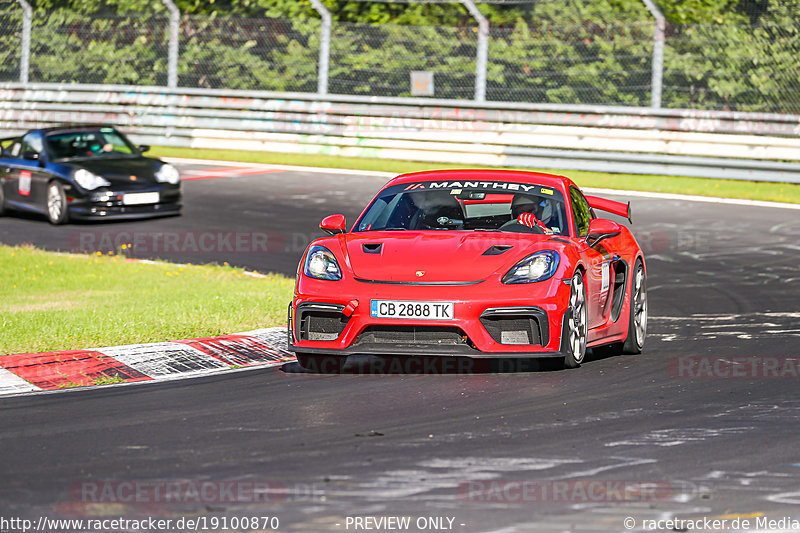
[
  {"left": 0, "top": 245, "right": 295, "bottom": 355},
  {"left": 93, "top": 374, "right": 125, "bottom": 385},
  {"left": 150, "top": 145, "right": 800, "bottom": 205}
]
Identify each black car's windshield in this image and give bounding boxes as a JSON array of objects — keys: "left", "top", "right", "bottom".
[
  {"left": 45, "top": 128, "right": 137, "bottom": 161},
  {"left": 355, "top": 181, "right": 570, "bottom": 235}
]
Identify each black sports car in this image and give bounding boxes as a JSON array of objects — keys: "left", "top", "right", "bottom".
[{"left": 0, "top": 125, "right": 181, "bottom": 224}]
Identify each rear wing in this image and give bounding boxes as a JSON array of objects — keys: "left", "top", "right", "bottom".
[{"left": 585, "top": 195, "right": 632, "bottom": 223}]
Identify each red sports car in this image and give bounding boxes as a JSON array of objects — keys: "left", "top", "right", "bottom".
[{"left": 289, "top": 169, "right": 647, "bottom": 371}]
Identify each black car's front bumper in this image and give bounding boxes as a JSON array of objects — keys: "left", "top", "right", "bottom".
[{"left": 67, "top": 189, "right": 182, "bottom": 220}]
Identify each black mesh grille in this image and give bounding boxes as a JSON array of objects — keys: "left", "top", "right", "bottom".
[
  {"left": 480, "top": 316, "right": 542, "bottom": 345},
  {"left": 298, "top": 308, "right": 348, "bottom": 341},
  {"left": 354, "top": 326, "right": 467, "bottom": 346}
]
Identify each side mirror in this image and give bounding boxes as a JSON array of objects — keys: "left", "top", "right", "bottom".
[
  {"left": 586, "top": 218, "right": 621, "bottom": 246},
  {"left": 320, "top": 214, "right": 346, "bottom": 235},
  {"left": 139, "top": 145, "right": 150, "bottom": 153},
  {"left": 22, "top": 151, "right": 39, "bottom": 161}
]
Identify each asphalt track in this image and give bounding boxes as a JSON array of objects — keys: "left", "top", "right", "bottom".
[{"left": 2, "top": 162, "right": 800, "bottom": 532}]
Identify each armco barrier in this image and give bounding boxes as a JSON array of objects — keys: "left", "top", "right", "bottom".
[{"left": 2, "top": 83, "right": 800, "bottom": 182}]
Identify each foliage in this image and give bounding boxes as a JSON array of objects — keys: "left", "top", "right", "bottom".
[
  {"left": 329, "top": 23, "right": 476, "bottom": 98},
  {"left": 4, "top": 1, "right": 800, "bottom": 111},
  {"left": 28, "top": 9, "right": 168, "bottom": 85},
  {"left": 662, "top": 0, "right": 800, "bottom": 111},
  {"left": 486, "top": 1, "right": 654, "bottom": 105},
  {"left": 0, "top": 4, "right": 22, "bottom": 83}
]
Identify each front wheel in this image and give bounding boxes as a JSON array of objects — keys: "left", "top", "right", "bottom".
[
  {"left": 296, "top": 353, "right": 346, "bottom": 373},
  {"left": 622, "top": 259, "right": 647, "bottom": 354},
  {"left": 563, "top": 270, "right": 588, "bottom": 369},
  {"left": 47, "top": 181, "right": 69, "bottom": 225}
]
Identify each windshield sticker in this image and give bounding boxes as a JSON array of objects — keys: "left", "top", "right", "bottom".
[{"left": 403, "top": 181, "right": 556, "bottom": 193}]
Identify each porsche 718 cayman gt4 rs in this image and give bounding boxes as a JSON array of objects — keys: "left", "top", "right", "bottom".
[{"left": 289, "top": 169, "right": 647, "bottom": 371}]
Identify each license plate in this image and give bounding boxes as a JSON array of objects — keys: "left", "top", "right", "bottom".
[
  {"left": 371, "top": 300, "right": 454, "bottom": 320},
  {"left": 123, "top": 192, "right": 159, "bottom": 205}
]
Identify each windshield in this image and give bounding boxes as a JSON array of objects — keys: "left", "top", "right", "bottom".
[
  {"left": 45, "top": 128, "right": 137, "bottom": 161},
  {"left": 355, "top": 181, "right": 570, "bottom": 236}
]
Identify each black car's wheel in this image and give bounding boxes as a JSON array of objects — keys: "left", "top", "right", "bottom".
[
  {"left": 46, "top": 181, "right": 69, "bottom": 225},
  {"left": 563, "top": 270, "right": 588, "bottom": 369},
  {"left": 622, "top": 259, "right": 647, "bottom": 354},
  {"left": 296, "top": 353, "right": 346, "bottom": 373}
]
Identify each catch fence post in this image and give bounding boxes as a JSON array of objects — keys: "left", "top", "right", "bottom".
[
  {"left": 309, "top": 0, "right": 331, "bottom": 96},
  {"left": 459, "top": 0, "right": 488, "bottom": 102},
  {"left": 161, "top": 0, "right": 180, "bottom": 88},
  {"left": 640, "top": 0, "right": 664, "bottom": 108},
  {"left": 16, "top": 0, "right": 32, "bottom": 85}
]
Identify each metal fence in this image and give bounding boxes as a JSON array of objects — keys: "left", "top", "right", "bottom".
[
  {"left": 1, "top": 2, "right": 800, "bottom": 113},
  {"left": 0, "top": 6, "right": 22, "bottom": 84},
  {"left": 3, "top": 84, "right": 800, "bottom": 182}
]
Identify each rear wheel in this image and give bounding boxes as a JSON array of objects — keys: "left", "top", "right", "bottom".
[
  {"left": 296, "top": 353, "right": 346, "bottom": 373},
  {"left": 46, "top": 181, "right": 69, "bottom": 225},
  {"left": 622, "top": 259, "right": 647, "bottom": 354},
  {"left": 563, "top": 270, "right": 588, "bottom": 369}
]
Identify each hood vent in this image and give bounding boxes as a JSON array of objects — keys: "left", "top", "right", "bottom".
[
  {"left": 482, "top": 245, "right": 513, "bottom": 256},
  {"left": 362, "top": 243, "right": 382, "bottom": 254}
]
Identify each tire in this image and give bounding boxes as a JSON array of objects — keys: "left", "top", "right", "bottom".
[
  {"left": 622, "top": 259, "right": 647, "bottom": 354},
  {"left": 296, "top": 353, "right": 346, "bottom": 373},
  {"left": 46, "top": 181, "right": 69, "bottom": 225},
  {"left": 0, "top": 183, "right": 5, "bottom": 216},
  {"left": 563, "top": 270, "right": 588, "bottom": 369}
]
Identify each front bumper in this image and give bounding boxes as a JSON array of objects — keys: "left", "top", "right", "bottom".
[
  {"left": 67, "top": 189, "right": 182, "bottom": 220},
  {"left": 289, "top": 276, "right": 571, "bottom": 358}
]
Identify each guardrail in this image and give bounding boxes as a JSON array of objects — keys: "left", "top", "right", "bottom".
[{"left": 2, "top": 83, "right": 800, "bottom": 183}]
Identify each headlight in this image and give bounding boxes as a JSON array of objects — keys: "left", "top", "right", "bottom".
[
  {"left": 155, "top": 163, "right": 180, "bottom": 185},
  {"left": 502, "top": 250, "right": 560, "bottom": 284},
  {"left": 304, "top": 245, "right": 342, "bottom": 281},
  {"left": 73, "top": 168, "right": 110, "bottom": 190}
]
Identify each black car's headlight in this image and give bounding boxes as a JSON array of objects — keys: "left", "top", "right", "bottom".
[
  {"left": 73, "top": 168, "right": 110, "bottom": 190},
  {"left": 304, "top": 245, "right": 342, "bottom": 281},
  {"left": 502, "top": 250, "right": 560, "bottom": 284},
  {"left": 155, "top": 163, "right": 180, "bottom": 185}
]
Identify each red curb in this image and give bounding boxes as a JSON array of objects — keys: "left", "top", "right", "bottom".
[
  {"left": 0, "top": 328, "right": 291, "bottom": 395},
  {"left": 173, "top": 335, "right": 291, "bottom": 367},
  {"left": 0, "top": 350, "right": 152, "bottom": 390}
]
